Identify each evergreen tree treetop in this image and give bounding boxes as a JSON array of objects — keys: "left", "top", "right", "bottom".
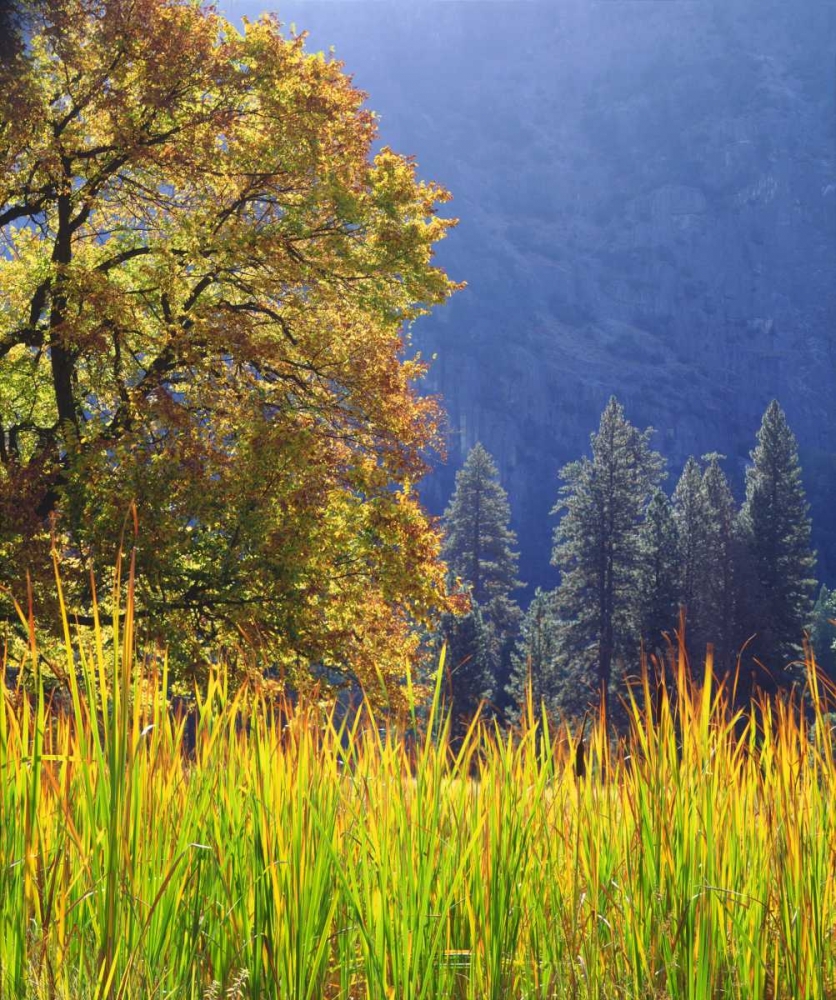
[
  {"left": 741, "top": 402, "right": 813, "bottom": 563},
  {"left": 699, "top": 453, "right": 741, "bottom": 671},
  {"left": 739, "top": 400, "right": 816, "bottom": 670},
  {"left": 442, "top": 442, "right": 522, "bottom": 605},
  {"left": 552, "top": 398, "right": 665, "bottom": 576},
  {"left": 637, "top": 488, "right": 680, "bottom": 655},
  {"left": 672, "top": 456, "right": 708, "bottom": 617},
  {"left": 551, "top": 396, "right": 665, "bottom": 719}
]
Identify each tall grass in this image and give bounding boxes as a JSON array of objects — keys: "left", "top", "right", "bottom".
[{"left": 1, "top": 555, "right": 835, "bottom": 998}]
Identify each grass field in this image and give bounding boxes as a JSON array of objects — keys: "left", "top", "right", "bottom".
[{"left": 1, "top": 566, "right": 835, "bottom": 999}]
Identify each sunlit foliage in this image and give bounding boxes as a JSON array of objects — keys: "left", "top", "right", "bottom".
[{"left": 0, "top": 0, "right": 461, "bottom": 696}]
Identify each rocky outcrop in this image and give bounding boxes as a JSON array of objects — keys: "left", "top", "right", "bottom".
[{"left": 283, "top": 0, "right": 836, "bottom": 590}]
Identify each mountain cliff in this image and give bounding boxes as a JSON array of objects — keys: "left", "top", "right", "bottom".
[{"left": 275, "top": 0, "right": 836, "bottom": 591}]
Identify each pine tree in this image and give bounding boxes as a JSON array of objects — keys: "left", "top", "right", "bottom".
[
  {"left": 506, "top": 589, "right": 560, "bottom": 719},
  {"left": 440, "top": 443, "right": 522, "bottom": 719},
  {"left": 442, "top": 443, "right": 521, "bottom": 604},
  {"left": 437, "top": 604, "right": 498, "bottom": 726},
  {"left": 551, "top": 397, "right": 665, "bottom": 721},
  {"left": 810, "top": 585, "right": 836, "bottom": 682},
  {"left": 672, "top": 456, "right": 710, "bottom": 652},
  {"left": 485, "top": 592, "right": 524, "bottom": 712},
  {"left": 506, "top": 589, "right": 594, "bottom": 722},
  {"left": 738, "top": 401, "right": 817, "bottom": 686},
  {"left": 637, "top": 489, "right": 680, "bottom": 659},
  {"left": 699, "top": 454, "right": 741, "bottom": 673}
]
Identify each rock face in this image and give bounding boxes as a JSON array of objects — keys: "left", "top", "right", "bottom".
[{"left": 281, "top": 0, "right": 836, "bottom": 590}]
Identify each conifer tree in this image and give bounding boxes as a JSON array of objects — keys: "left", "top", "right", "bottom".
[
  {"left": 442, "top": 443, "right": 521, "bottom": 604},
  {"left": 506, "top": 589, "right": 560, "bottom": 719},
  {"left": 437, "top": 603, "right": 498, "bottom": 726},
  {"left": 505, "top": 589, "right": 596, "bottom": 721},
  {"left": 637, "top": 489, "right": 680, "bottom": 659},
  {"left": 440, "top": 443, "right": 522, "bottom": 719},
  {"left": 672, "top": 456, "right": 710, "bottom": 651},
  {"left": 699, "top": 454, "right": 741, "bottom": 672},
  {"left": 810, "top": 585, "right": 836, "bottom": 682},
  {"left": 551, "top": 397, "right": 665, "bottom": 721},
  {"left": 738, "top": 401, "right": 816, "bottom": 685}
]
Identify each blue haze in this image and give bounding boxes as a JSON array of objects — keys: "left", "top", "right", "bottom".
[{"left": 222, "top": 0, "right": 836, "bottom": 593}]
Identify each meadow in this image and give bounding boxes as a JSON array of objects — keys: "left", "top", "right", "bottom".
[{"left": 1, "top": 567, "right": 835, "bottom": 1000}]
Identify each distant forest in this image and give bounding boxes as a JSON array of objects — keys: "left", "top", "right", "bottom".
[{"left": 435, "top": 397, "right": 830, "bottom": 726}]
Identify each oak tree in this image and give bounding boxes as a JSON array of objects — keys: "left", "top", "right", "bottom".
[{"left": 0, "top": 0, "right": 461, "bottom": 700}]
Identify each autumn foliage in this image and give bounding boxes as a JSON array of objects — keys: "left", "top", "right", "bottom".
[{"left": 0, "top": 0, "right": 461, "bottom": 698}]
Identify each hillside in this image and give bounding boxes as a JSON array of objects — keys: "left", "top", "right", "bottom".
[{"left": 275, "top": 0, "right": 836, "bottom": 590}]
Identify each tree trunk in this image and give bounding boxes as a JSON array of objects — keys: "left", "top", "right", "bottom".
[{"left": 49, "top": 177, "right": 80, "bottom": 444}]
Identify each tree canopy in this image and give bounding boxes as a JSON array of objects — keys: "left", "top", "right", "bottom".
[
  {"left": 439, "top": 442, "right": 522, "bottom": 722},
  {"left": 551, "top": 397, "right": 665, "bottom": 720},
  {"left": 738, "top": 400, "right": 816, "bottom": 683},
  {"left": 441, "top": 442, "right": 520, "bottom": 605},
  {"left": 0, "top": 0, "right": 461, "bottom": 698},
  {"left": 637, "top": 488, "right": 679, "bottom": 659}
]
